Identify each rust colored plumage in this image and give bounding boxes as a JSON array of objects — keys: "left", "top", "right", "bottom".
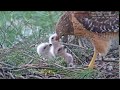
[{"left": 55, "top": 11, "right": 119, "bottom": 69}]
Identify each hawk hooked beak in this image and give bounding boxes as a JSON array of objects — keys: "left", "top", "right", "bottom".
[{"left": 55, "top": 35, "right": 60, "bottom": 41}]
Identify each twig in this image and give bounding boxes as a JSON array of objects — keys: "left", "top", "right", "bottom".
[
  {"left": 0, "top": 62, "right": 14, "bottom": 68},
  {"left": 96, "top": 58, "right": 119, "bottom": 63},
  {"left": 53, "top": 63, "right": 84, "bottom": 71},
  {"left": 22, "top": 51, "right": 45, "bottom": 62},
  {"left": 11, "top": 64, "right": 52, "bottom": 72},
  {"left": 7, "top": 72, "right": 15, "bottom": 79},
  {"left": 47, "top": 75, "right": 61, "bottom": 79},
  {"left": 53, "top": 63, "right": 66, "bottom": 69},
  {"left": 27, "top": 75, "right": 44, "bottom": 79},
  {"left": 15, "top": 76, "right": 26, "bottom": 79},
  {"left": 0, "top": 72, "right": 4, "bottom": 78},
  {"left": 66, "top": 46, "right": 84, "bottom": 65},
  {"left": 26, "top": 59, "right": 34, "bottom": 64},
  {"left": 62, "top": 42, "right": 85, "bottom": 49}
]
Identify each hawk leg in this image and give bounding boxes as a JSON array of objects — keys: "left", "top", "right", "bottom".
[{"left": 88, "top": 49, "right": 98, "bottom": 69}]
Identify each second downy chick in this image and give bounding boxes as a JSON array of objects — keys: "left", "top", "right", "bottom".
[
  {"left": 56, "top": 45, "right": 74, "bottom": 67},
  {"left": 37, "top": 42, "right": 54, "bottom": 60}
]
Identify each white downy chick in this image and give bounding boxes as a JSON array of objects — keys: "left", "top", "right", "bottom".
[
  {"left": 49, "top": 33, "right": 62, "bottom": 57},
  {"left": 37, "top": 42, "right": 54, "bottom": 60},
  {"left": 56, "top": 45, "right": 74, "bottom": 67}
]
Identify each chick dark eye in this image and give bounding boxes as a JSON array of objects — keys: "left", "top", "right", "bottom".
[
  {"left": 51, "top": 37, "right": 54, "bottom": 39},
  {"left": 49, "top": 44, "right": 52, "bottom": 47},
  {"left": 43, "top": 46, "right": 47, "bottom": 50},
  {"left": 58, "top": 48, "right": 62, "bottom": 52}
]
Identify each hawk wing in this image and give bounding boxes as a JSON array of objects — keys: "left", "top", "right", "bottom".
[{"left": 74, "top": 11, "right": 119, "bottom": 33}]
